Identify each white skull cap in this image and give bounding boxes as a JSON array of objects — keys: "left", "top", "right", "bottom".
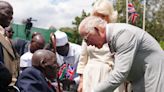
[{"left": 54, "top": 30, "right": 68, "bottom": 46}]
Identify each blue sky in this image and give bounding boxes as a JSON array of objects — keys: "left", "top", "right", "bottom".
[{"left": 6, "top": 0, "right": 95, "bottom": 29}]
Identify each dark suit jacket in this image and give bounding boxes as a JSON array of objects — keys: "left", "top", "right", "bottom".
[
  {"left": 12, "top": 39, "right": 29, "bottom": 56},
  {"left": 0, "top": 62, "right": 12, "bottom": 92},
  {"left": 16, "top": 67, "right": 55, "bottom": 92}
]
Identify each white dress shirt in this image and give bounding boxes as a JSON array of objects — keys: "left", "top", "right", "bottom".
[{"left": 20, "top": 51, "right": 33, "bottom": 68}]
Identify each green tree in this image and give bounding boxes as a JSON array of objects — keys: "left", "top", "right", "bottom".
[
  {"left": 59, "top": 10, "right": 89, "bottom": 45},
  {"left": 146, "top": 0, "right": 164, "bottom": 42},
  {"left": 72, "top": 10, "right": 90, "bottom": 44},
  {"left": 116, "top": 0, "right": 164, "bottom": 47},
  {"left": 116, "top": 0, "right": 126, "bottom": 23},
  {"left": 59, "top": 27, "right": 75, "bottom": 42}
]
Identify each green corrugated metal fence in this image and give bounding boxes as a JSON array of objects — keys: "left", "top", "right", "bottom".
[{"left": 12, "top": 24, "right": 56, "bottom": 43}]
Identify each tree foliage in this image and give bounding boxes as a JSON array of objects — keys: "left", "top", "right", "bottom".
[
  {"left": 71, "top": 10, "right": 90, "bottom": 44},
  {"left": 59, "top": 10, "right": 90, "bottom": 45},
  {"left": 116, "top": 0, "right": 164, "bottom": 49},
  {"left": 145, "top": 0, "right": 164, "bottom": 42},
  {"left": 59, "top": 27, "right": 75, "bottom": 43}
]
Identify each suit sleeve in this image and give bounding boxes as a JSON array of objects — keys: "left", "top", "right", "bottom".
[
  {"left": 76, "top": 40, "right": 88, "bottom": 74},
  {"left": 94, "top": 30, "right": 138, "bottom": 92}
]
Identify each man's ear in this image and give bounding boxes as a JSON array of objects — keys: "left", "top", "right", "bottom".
[
  {"left": 40, "top": 58, "right": 46, "bottom": 67},
  {"left": 96, "top": 25, "right": 105, "bottom": 37}
]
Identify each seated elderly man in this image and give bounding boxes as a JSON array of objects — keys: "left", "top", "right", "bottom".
[{"left": 16, "top": 50, "right": 60, "bottom": 92}]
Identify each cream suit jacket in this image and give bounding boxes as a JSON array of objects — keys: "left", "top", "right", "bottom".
[{"left": 0, "top": 26, "right": 19, "bottom": 84}]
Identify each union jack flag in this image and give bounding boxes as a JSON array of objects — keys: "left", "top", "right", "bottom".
[
  {"left": 58, "top": 63, "right": 76, "bottom": 80},
  {"left": 128, "top": 2, "right": 136, "bottom": 13},
  {"left": 66, "top": 64, "right": 75, "bottom": 80},
  {"left": 129, "top": 12, "right": 139, "bottom": 24},
  {"left": 128, "top": 2, "right": 139, "bottom": 24}
]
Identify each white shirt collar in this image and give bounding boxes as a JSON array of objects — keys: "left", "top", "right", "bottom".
[
  {"left": 106, "top": 24, "right": 110, "bottom": 43},
  {"left": 106, "top": 23, "right": 115, "bottom": 42}
]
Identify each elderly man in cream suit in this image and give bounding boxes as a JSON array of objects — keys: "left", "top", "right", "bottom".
[{"left": 78, "top": 16, "right": 164, "bottom": 92}]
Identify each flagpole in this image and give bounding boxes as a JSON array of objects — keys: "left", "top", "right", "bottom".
[
  {"left": 143, "top": 0, "right": 146, "bottom": 30},
  {"left": 126, "top": 0, "right": 128, "bottom": 23}
]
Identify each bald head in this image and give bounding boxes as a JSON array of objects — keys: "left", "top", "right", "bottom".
[
  {"left": 0, "top": 1, "right": 13, "bottom": 27},
  {"left": 32, "top": 49, "right": 57, "bottom": 81},
  {"left": 32, "top": 32, "right": 41, "bottom": 39},
  {"left": 32, "top": 50, "right": 56, "bottom": 67},
  {"left": 32, "top": 34, "right": 45, "bottom": 42},
  {"left": 30, "top": 34, "right": 45, "bottom": 53}
]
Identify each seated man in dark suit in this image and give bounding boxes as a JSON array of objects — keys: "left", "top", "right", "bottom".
[{"left": 16, "top": 50, "right": 61, "bottom": 92}]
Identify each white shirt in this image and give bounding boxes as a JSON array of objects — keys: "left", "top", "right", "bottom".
[
  {"left": 56, "top": 42, "right": 81, "bottom": 84},
  {"left": 56, "top": 42, "right": 81, "bottom": 66},
  {"left": 20, "top": 51, "right": 33, "bottom": 68}
]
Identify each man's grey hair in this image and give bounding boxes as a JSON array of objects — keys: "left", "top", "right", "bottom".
[{"left": 79, "top": 16, "right": 107, "bottom": 33}]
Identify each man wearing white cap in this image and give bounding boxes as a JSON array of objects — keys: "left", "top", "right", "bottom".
[{"left": 54, "top": 30, "right": 81, "bottom": 91}]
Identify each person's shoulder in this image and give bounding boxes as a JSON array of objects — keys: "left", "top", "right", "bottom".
[
  {"left": 13, "top": 38, "right": 28, "bottom": 46},
  {"left": 20, "top": 51, "right": 32, "bottom": 59},
  {"left": 17, "top": 67, "right": 44, "bottom": 87},
  {"left": 69, "top": 42, "right": 82, "bottom": 55},
  {"left": 20, "top": 67, "right": 41, "bottom": 77},
  {"left": 69, "top": 42, "right": 81, "bottom": 48},
  {"left": 24, "top": 51, "right": 32, "bottom": 56},
  {"left": 70, "top": 42, "right": 81, "bottom": 51},
  {"left": 20, "top": 67, "right": 33, "bottom": 73}
]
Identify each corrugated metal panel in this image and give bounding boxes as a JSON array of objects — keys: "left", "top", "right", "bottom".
[{"left": 12, "top": 24, "right": 56, "bottom": 43}]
